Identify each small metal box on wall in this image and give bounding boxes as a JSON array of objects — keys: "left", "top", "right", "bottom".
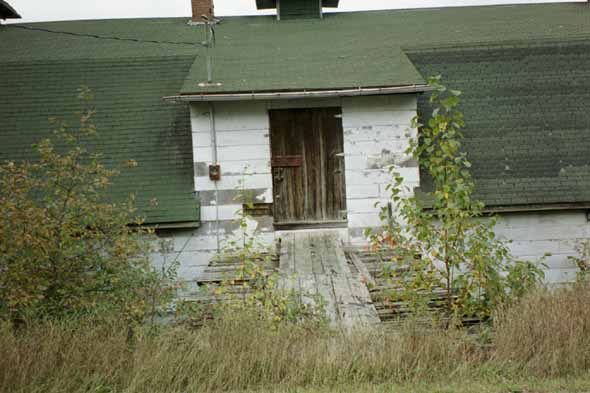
[{"left": 209, "top": 164, "right": 221, "bottom": 181}]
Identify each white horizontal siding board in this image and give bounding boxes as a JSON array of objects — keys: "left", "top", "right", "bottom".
[
  {"left": 347, "top": 198, "right": 389, "bottom": 214},
  {"left": 345, "top": 169, "right": 391, "bottom": 186},
  {"left": 342, "top": 109, "right": 416, "bottom": 128},
  {"left": 194, "top": 162, "right": 271, "bottom": 178},
  {"left": 345, "top": 168, "right": 418, "bottom": 186},
  {"left": 509, "top": 253, "right": 578, "bottom": 271},
  {"left": 216, "top": 129, "right": 270, "bottom": 147},
  {"left": 389, "top": 94, "right": 419, "bottom": 111},
  {"left": 347, "top": 212, "right": 383, "bottom": 229},
  {"left": 193, "top": 130, "right": 270, "bottom": 149},
  {"left": 152, "top": 246, "right": 213, "bottom": 274},
  {"left": 344, "top": 155, "right": 375, "bottom": 171},
  {"left": 193, "top": 147, "right": 213, "bottom": 163},
  {"left": 225, "top": 231, "right": 276, "bottom": 247},
  {"left": 195, "top": 173, "right": 273, "bottom": 192},
  {"left": 544, "top": 269, "right": 579, "bottom": 284},
  {"left": 341, "top": 109, "right": 398, "bottom": 128},
  {"left": 221, "top": 159, "right": 271, "bottom": 176},
  {"left": 343, "top": 151, "right": 417, "bottom": 171},
  {"left": 508, "top": 239, "right": 579, "bottom": 257},
  {"left": 496, "top": 224, "right": 588, "bottom": 242},
  {"left": 496, "top": 211, "right": 587, "bottom": 230},
  {"left": 380, "top": 182, "right": 419, "bottom": 199},
  {"left": 217, "top": 145, "right": 271, "bottom": 161},
  {"left": 190, "top": 103, "right": 211, "bottom": 134},
  {"left": 342, "top": 94, "right": 419, "bottom": 240},
  {"left": 177, "top": 256, "right": 215, "bottom": 280},
  {"left": 344, "top": 140, "right": 409, "bottom": 156},
  {"left": 346, "top": 184, "right": 381, "bottom": 199},
  {"left": 200, "top": 204, "right": 244, "bottom": 222},
  {"left": 343, "top": 124, "right": 412, "bottom": 144},
  {"left": 154, "top": 229, "right": 216, "bottom": 253},
  {"left": 493, "top": 211, "right": 590, "bottom": 284},
  {"left": 193, "top": 133, "right": 213, "bottom": 148},
  {"left": 213, "top": 101, "right": 269, "bottom": 132},
  {"left": 349, "top": 234, "right": 370, "bottom": 246},
  {"left": 170, "top": 235, "right": 219, "bottom": 253}
]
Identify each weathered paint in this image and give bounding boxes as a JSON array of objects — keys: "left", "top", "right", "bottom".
[
  {"left": 495, "top": 210, "right": 589, "bottom": 284},
  {"left": 155, "top": 95, "right": 586, "bottom": 285},
  {"left": 342, "top": 95, "right": 420, "bottom": 240}
]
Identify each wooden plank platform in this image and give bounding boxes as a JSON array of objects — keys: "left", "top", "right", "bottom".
[
  {"left": 186, "top": 233, "right": 485, "bottom": 330},
  {"left": 277, "top": 230, "right": 380, "bottom": 330}
]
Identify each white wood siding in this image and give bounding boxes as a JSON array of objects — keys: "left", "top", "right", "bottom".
[
  {"left": 495, "top": 211, "right": 589, "bottom": 284},
  {"left": 153, "top": 96, "right": 586, "bottom": 286},
  {"left": 342, "top": 95, "right": 420, "bottom": 235}
]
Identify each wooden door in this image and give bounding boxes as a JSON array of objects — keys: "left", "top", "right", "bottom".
[{"left": 269, "top": 107, "right": 347, "bottom": 227}]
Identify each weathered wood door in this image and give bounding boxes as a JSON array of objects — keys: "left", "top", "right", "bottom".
[{"left": 269, "top": 107, "right": 347, "bottom": 227}]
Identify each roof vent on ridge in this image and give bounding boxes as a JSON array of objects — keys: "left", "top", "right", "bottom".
[
  {"left": 0, "top": 0, "right": 21, "bottom": 21},
  {"left": 256, "top": 0, "right": 340, "bottom": 20}
]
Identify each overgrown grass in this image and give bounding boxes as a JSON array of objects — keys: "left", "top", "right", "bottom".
[
  {"left": 2, "top": 282, "right": 590, "bottom": 393},
  {"left": 494, "top": 280, "right": 590, "bottom": 376}
]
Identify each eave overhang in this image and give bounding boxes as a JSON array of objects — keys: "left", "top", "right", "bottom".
[{"left": 165, "top": 84, "right": 431, "bottom": 102}]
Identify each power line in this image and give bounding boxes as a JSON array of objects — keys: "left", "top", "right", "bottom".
[{"left": 4, "top": 24, "right": 206, "bottom": 47}]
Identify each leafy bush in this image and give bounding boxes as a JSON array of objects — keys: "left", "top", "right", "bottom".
[
  {"left": 367, "top": 76, "right": 545, "bottom": 322},
  {"left": 568, "top": 239, "right": 590, "bottom": 281},
  {"left": 0, "top": 88, "right": 176, "bottom": 324}
]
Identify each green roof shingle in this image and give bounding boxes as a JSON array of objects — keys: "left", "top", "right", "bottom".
[
  {"left": 409, "top": 42, "right": 590, "bottom": 208},
  {"left": 179, "top": 2, "right": 590, "bottom": 94},
  {"left": 0, "top": 23, "right": 201, "bottom": 224}
]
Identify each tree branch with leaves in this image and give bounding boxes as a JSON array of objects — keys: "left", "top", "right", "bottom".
[{"left": 367, "top": 76, "right": 546, "bottom": 324}]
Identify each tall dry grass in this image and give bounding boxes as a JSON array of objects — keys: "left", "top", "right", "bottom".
[
  {"left": 494, "top": 280, "right": 590, "bottom": 376},
  {"left": 0, "top": 314, "right": 483, "bottom": 393},
  {"left": 0, "top": 318, "right": 132, "bottom": 393},
  {"left": 127, "top": 317, "right": 483, "bottom": 392},
  {"left": 2, "top": 283, "right": 590, "bottom": 392}
]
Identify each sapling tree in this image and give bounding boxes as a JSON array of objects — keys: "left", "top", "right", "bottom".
[
  {"left": 200, "top": 166, "right": 327, "bottom": 327},
  {"left": 568, "top": 239, "right": 590, "bottom": 282},
  {"left": 0, "top": 87, "right": 177, "bottom": 325},
  {"left": 367, "top": 76, "right": 545, "bottom": 322}
]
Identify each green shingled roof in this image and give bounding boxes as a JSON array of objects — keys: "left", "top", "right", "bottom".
[
  {"left": 182, "top": 46, "right": 424, "bottom": 94},
  {"left": 0, "top": 20, "right": 202, "bottom": 225},
  {"left": 180, "top": 2, "right": 590, "bottom": 95},
  {"left": 409, "top": 42, "right": 590, "bottom": 208},
  {"left": 1, "top": 2, "right": 590, "bottom": 216}
]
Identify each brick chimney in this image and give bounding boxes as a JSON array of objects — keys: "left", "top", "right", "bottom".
[{"left": 191, "top": 0, "right": 214, "bottom": 23}]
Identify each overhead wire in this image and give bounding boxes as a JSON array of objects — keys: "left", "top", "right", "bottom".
[
  {"left": 3, "top": 21, "right": 214, "bottom": 273},
  {"left": 4, "top": 23, "right": 207, "bottom": 47}
]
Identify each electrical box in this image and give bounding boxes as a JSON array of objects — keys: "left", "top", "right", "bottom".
[{"left": 209, "top": 164, "right": 221, "bottom": 181}]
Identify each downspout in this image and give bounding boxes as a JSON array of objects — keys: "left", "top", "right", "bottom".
[{"left": 209, "top": 102, "right": 220, "bottom": 253}]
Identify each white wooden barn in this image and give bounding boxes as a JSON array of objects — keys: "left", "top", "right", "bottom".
[{"left": 1, "top": 0, "right": 590, "bottom": 287}]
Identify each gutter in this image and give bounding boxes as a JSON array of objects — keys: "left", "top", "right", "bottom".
[{"left": 163, "top": 84, "right": 432, "bottom": 102}]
